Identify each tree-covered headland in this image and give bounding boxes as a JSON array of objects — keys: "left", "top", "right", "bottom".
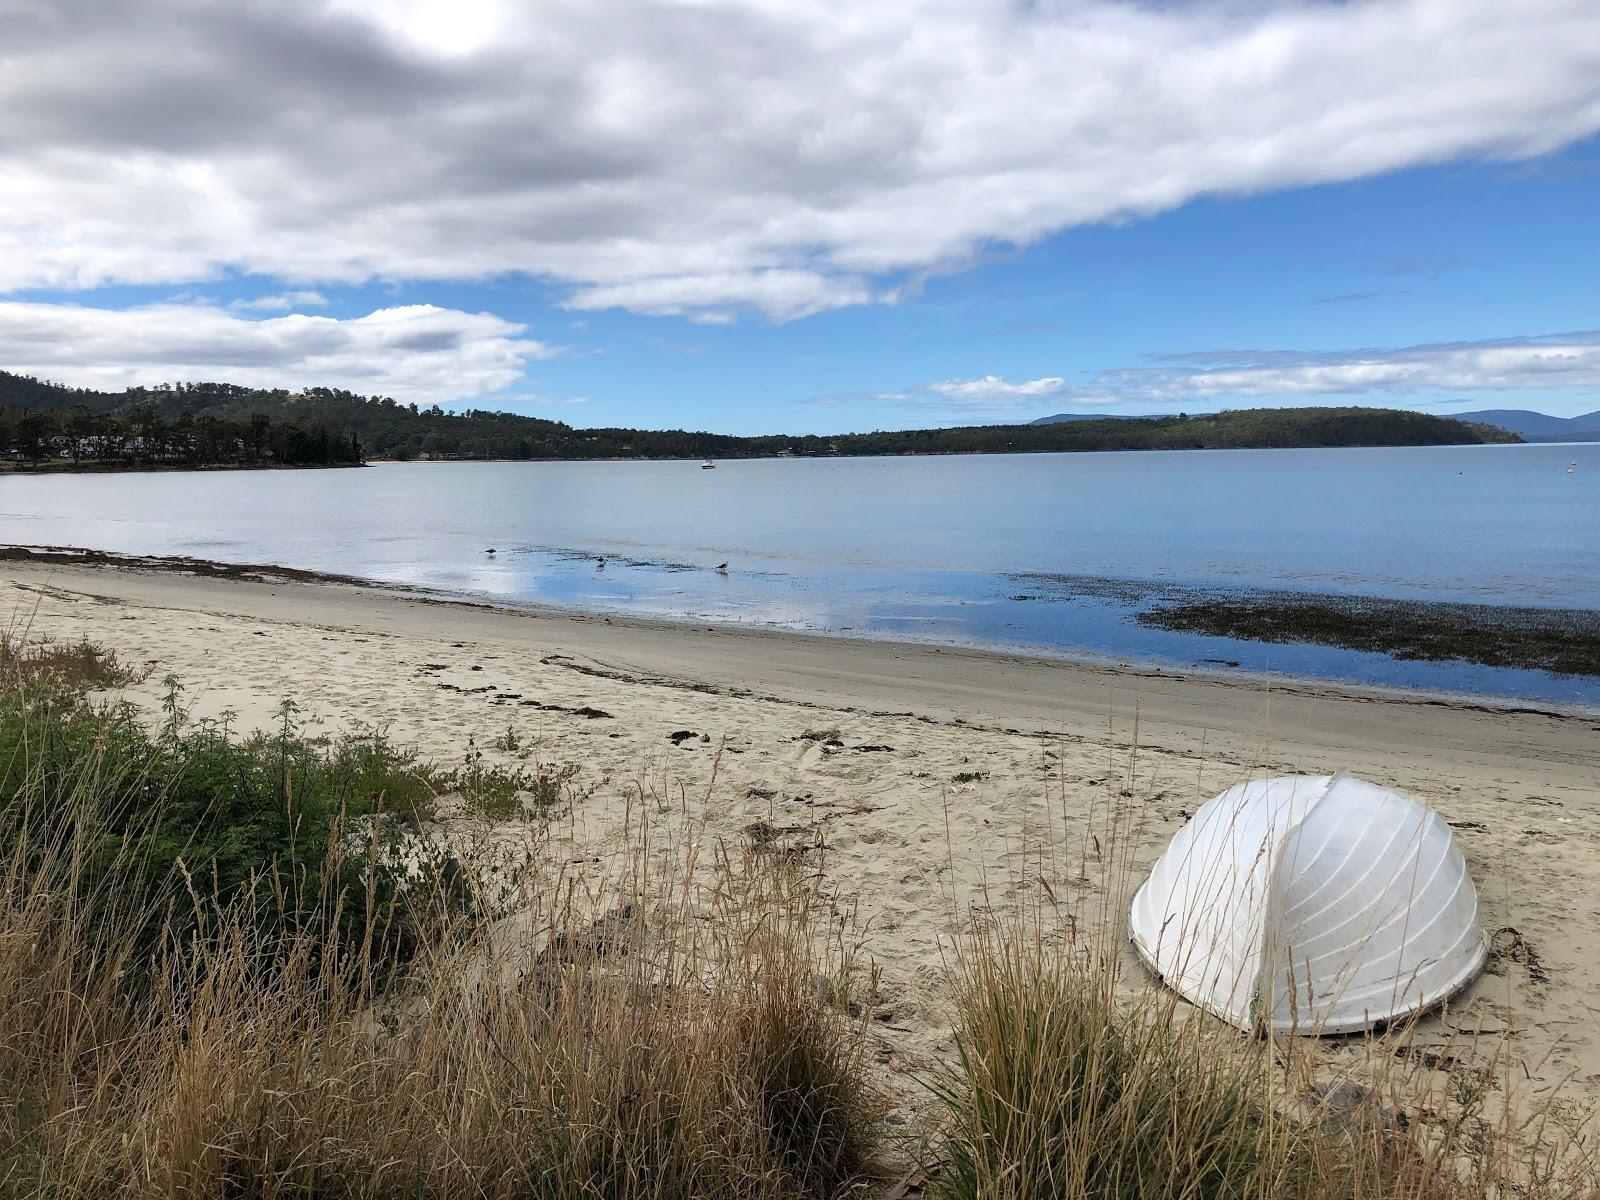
[{"left": 0, "top": 371, "right": 1517, "bottom": 470}]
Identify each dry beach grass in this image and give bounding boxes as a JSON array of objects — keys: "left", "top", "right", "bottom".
[{"left": 0, "top": 637, "right": 881, "bottom": 1197}]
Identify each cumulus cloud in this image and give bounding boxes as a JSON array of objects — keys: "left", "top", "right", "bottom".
[
  {"left": 2, "top": 0, "right": 1597, "bottom": 319},
  {"left": 927, "top": 375, "right": 1067, "bottom": 400},
  {"left": 0, "top": 302, "right": 555, "bottom": 404}
]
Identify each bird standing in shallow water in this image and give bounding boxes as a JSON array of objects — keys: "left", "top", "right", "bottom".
[{"left": 716, "top": 563, "right": 728, "bottom": 573}]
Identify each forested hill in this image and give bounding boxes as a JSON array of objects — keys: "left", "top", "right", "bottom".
[
  {"left": 0, "top": 371, "right": 1518, "bottom": 465},
  {"left": 0, "top": 376, "right": 362, "bottom": 469}
]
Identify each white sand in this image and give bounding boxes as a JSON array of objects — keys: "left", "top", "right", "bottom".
[{"left": 5, "top": 559, "right": 1599, "bottom": 1121}]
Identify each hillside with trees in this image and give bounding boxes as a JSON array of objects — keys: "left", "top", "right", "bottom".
[
  {"left": 0, "top": 371, "right": 1518, "bottom": 469},
  {"left": 0, "top": 376, "right": 363, "bottom": 469}
]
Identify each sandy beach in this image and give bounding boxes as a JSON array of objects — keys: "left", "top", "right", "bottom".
[{"left": 5, "top": 555, "right": 1599, "bottom": 1122}]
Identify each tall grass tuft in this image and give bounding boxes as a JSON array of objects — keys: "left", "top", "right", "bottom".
[
  {"left": 933, "top": 936, "right": 1290, "bottom": 1200},
  {"left": 0, "top": 630, "right": 138, "bottom": 695},
  {"left": 0, "top": 634, "right": 882, "bottom": 1198}
]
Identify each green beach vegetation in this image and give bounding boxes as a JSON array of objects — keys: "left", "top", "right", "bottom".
[
  {"left": 0, "top": 631, "right": 880, "bottom": 1198},
  {"left": 0, "top": 630, "right": 1591, "bottom": 1198},
  {"left": 1, "top": 370, "right": 1515, "bottom": 469}
]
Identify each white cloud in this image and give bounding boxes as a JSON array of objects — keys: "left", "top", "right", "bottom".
[
  {"left": 1, "top": 1, "right": 1597, "bottom": 319},
  {"left": 1084, "top": 331, "right": 1600, "bottom": 403},
  {"left": 234, "top": 290, "right": 330, "bottom": 311},
  {"left": 859, "top": 330, "right": 1600, "bottom": 416},
  {"left": 0, "top": 302, "right": 555, "bottom": 404},
  {"left": 927, "top": 375, "right": 1066, "bottom": 400},
  {"left": 564, "top": 271, "right": 875, "bottom": 323}
]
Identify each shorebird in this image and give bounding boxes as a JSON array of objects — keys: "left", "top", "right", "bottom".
[
  {"left": 715, "top": 562, "right": 728, "bottom": 573},
  {"left": 484, "top": 548, "right": 497, "bottom": 555},
  {"left": 596, "top": 556, "right": 606, "bottom": 569}
]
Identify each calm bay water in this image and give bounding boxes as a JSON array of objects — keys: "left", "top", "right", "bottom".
[{"left": 4, "top": 443, "right": 1598, "bottom": 705}]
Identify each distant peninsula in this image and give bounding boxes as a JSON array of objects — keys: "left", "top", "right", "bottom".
[
  {"left": 1, "top": 370, "right": 1517, "bottom": 471},
  {"left": 1035, "top": 406, "right": 1600, "bottom": 443}
]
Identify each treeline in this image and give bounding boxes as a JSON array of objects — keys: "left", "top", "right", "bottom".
[
  {"left": 0, "top": 398, "right": 362, "bottom": 469},
  {"left": 0, "top": 371, "right": 1517, "bottom": 466},
  {"left": 783, "top": 406, "right": 1520, "bottom": 455}
]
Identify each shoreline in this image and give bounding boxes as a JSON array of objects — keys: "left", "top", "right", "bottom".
[
  {"left": 6, "top": 550, "right": 1600, "bottom": 1113},
  {"left": 0, "top": 459, "right": 367, "bottom": 476},
  {"left": 369, "top": 438, "right": 1586, "bottom": 466},
  {"left": 365, "top": 439, "right": 1528, "bottom": 464},
  {"left": 3, "top": 541, "right": 1597, "bottom": 721},
  {"left": 4, "top": 439, "right": 1588, "bottom": 478},
  {"left": 3, "top": 548, "right": 1597, "bottom": 793}
]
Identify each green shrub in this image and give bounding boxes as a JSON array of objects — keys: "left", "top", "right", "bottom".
[
  {"left": 0, "top": 679, "right": 884, "bottom": 1197},
  {"left": 0, "top": 669, "right": 466, "bottom": 982}
]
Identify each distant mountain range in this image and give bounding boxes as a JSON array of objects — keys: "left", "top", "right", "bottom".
[
  {"left": 1030, "top": 412, "right": 1146, "bottom": 424},
  {"left": 1446, "top": 409, "right": 1600, "bottom": 442},
  {"left": 1033, "top": 407, "right": 1600, "bottom": 442}
]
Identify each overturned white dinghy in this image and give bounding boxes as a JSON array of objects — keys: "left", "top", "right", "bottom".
[{"left": 1130, "top": 774, "right": 1485, "bottom": 1035}]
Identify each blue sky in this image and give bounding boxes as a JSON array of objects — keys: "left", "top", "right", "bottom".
[{"left": 4, "top": 1, "right": 1600, "bottom": 434}]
